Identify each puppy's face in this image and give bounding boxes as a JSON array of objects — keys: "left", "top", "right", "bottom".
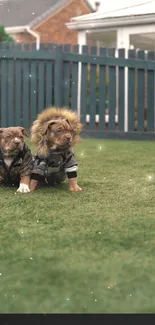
[
  {"left": 0, "top": 127, "right": 27, "bottom": 156},
  {"left": 46, "top": 119, "right": 75, "bottom": 150}
]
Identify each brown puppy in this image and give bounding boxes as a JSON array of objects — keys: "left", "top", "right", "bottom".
[
  {"left": 30, "top": 106, "right": 82, "bottom": 192},
  {"left": 0, "top": 127, "right": 33, "bottom": 193}
]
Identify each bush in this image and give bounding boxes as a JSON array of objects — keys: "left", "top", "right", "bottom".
[{"left": 0, "top": 26, "right": 14, "bottom": 42}]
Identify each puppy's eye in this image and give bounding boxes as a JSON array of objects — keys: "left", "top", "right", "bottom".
[
  {"left": 7, "top": 134, "right": 11, "bottom": 138},
  {"left": 56, "top": 129, "right": 62, "bottom": 133}
]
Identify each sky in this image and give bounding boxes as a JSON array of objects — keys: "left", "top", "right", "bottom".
[{"left": 89, "top": 0, "right": 153, "bottom": 11}]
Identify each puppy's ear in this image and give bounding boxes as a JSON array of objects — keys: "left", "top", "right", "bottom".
[
  {"left": 18, "top": 127, "right": 29, "bottom": 137},
  {"left": 65, "top": 119, "right": 75, "bottom": 132},
  {"left": 43, "top": 120, "right": 57, "bottom": 135},
  {"left": 47, "top": 121, "right": 57, "bottom": 128}
]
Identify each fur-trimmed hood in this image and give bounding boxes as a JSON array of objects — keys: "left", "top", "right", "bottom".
[{"left": 30, "top": 106, "right": 83, "bottom": 157}]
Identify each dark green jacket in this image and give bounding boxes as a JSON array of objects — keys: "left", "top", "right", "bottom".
[
  {"left": 31, "top": 149, "right": 78, "bottom": 184},
  {"left": 0, "top": 145, "right": 33, "bottom": 185}
]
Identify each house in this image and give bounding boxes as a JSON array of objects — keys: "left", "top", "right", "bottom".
[
  {"left": 0, "top": 0, "right": 94, "bottom": 49},
  {"left": 66, "top": 1, "right": 155, "bottom": 51},
  {"left": 66, "top": 2, "right": 155, "bottom": 133}
]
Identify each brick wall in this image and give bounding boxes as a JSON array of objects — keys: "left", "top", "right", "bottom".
[
  {"left": 14, "top": 0, "right": 92, "bottom": 45},
  {"left": 15, "top": 32, "right": 35, "bottom": 43}
]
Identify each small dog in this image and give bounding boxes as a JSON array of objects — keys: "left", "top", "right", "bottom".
[
  {"left": 0, "top": 127, "right": 33, "bottom": 193},
  {"left": 30, "top": 106, "right": 83, "bottom": 192}
]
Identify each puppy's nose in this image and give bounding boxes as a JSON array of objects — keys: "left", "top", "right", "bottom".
[
  {"left": 66, "top": 134, "right": 71, "bottom": 140},
  {"left": 14, "top": 137, "right": 20, "bottom": 144}
]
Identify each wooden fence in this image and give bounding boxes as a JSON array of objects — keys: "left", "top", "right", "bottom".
[{"left": 0, "top": 42, "right": 155, "bottom": 139}]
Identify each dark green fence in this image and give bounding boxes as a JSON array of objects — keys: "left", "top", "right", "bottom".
[{"left": 0, "top": 42, "right": 155, "bottom": 139}]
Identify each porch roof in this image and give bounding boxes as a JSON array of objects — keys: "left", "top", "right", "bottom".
[{"left": 66, "top": 1, "right": 155, "bottom": 30}]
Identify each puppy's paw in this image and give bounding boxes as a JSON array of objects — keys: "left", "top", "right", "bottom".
[
  {"left": 17, "top": 183, "right": 30, "bottom": 193},
  {"left": 69, "top": 185, "right": 82, "bottom": 192}
]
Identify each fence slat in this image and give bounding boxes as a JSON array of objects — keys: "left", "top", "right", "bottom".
[
  {"left": 16, "top": 43, "right": 22, "bottom": 50},
  {"left": 71, "top": 45, "right": 79, "bottom": 111},
  {"left": 45, "top": 60, "right": 53, "bottom": 108},
  {"left": 63, "top": 44, "right": 71, "bottom": 107},
  {"left": 99, "top": 48, "right": 106, "bottom": 130},
  {"left": 47, "top": 43, "right": 54, "bottom": 51},
  {"left": 32, "top": 43, "right": 37, "bottom": 51},
  {"left": 23, "top": 43, "right": 30, "bottom": 51},
  {"left": 38, "top": 61, "right": 45, "bottom": 113},
  {"left": 15, "top": 59, "right": 22, "bottom": 126},
  {"left": 30, "top": 60, "right": 37, "bottom": 125},
  {"left": 8, "top": 42, "right": 15, "bottom": 49},
  {"left": 147, "top": 52, "right": 155, "bottom": 132},
  {"left": 0, "top": 60, "right": 7, "bottom": 126},
  {"left": 80, "top": 45, "right": 88, "bottom": 125},
  {"left": 118, "top": 49, "right": 125, "bottom": 131},
  {"left": 7, "top": 59, "right": 14, "bottom": 126},
  {"left": 128, "top": 50, "right": 136, "bottom": 131},
  {"left": 0, "top": 42, "right": 9, "bottom": 50},
  {"left": 108, "top": 49, "right": 116, "bottom": 131},
  {"left": 89, "top": 46, "right": 97, "bottom": 129},
  {"left": 137, "top": 50, "right": 145, "bottom": 132},
  {"left": 54, "top": 45, "right": 63, "bottom": 107},
  {"left": 40, "top": 43, "right": 46, "bottom": 50},
  {"left": 22, "top": 60, "right": 30, "bottom": 128}
]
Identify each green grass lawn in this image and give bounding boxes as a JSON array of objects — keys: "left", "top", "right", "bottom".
[{"left": 0, "top": 138, "right": 155, "bottom": 313}]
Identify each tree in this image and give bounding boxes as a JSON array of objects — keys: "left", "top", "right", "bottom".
[{"left": 0, "top": 26, "right": 13, "bottom": 42}]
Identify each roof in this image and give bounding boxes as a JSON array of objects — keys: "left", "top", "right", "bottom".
[
  {"left": 0, "top": 0, "right": 93, "bottom": 28},
  {"left": 70, "top": 0, "right": 155, "bottom": 21},
  {"left": 67, "top": 0, "right": 155, "bottom": 30}
]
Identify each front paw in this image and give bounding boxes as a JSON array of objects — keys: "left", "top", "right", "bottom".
[
  {"left": 69, "top": 185, "right": 82, "bottom": 192},
  {"left": 17, "top": 183, "right": 30, "bottom": 193}
]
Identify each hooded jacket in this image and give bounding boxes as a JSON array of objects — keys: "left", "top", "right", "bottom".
[
  {"left": 31, "top": 148, "right": 78, "bottom": 184},
  {"left": 0, "top": 144, "right": 33, "bottom": 185},
  {"left": 30, "top": 106, "right": 82, "bottom": 184}
]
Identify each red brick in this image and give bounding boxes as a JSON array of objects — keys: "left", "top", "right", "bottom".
[{"left": 15, "top": 0, "right": 92, "bottom": 46}]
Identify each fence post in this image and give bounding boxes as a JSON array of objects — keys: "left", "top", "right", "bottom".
[
  {"left": 124, "top": 48, "right": 129, "bottom": 132},
  {"left": 117, "top": 29, "right": 129, "bottom": 132},
  {"left": 54, "top": 45, "right": 63, "bottom": 107},
  {"left": 77, "top": 46, "right": 82, "bottom": 117},
  {"left": 77, "top": 31, "right": 87, "bottom": 117}
]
